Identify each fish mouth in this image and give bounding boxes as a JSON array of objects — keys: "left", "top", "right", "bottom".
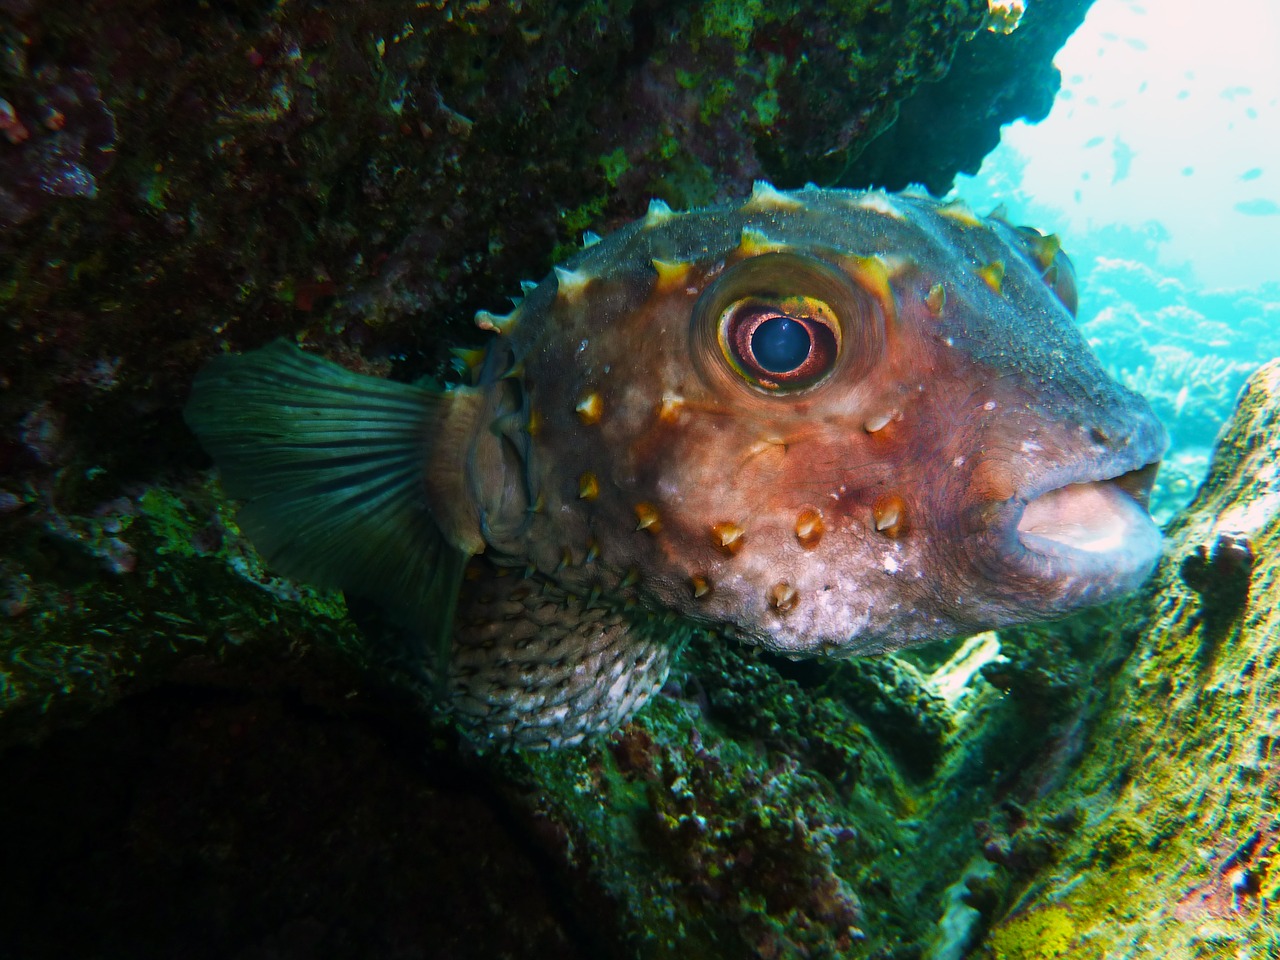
[{"left": 1009, "top": 458, "right": 1163, "bottom": 595}]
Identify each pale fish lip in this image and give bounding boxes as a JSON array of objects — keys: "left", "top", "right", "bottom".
[{"left": 1014, "top": 462, "right": 1162, "bottom": 584}]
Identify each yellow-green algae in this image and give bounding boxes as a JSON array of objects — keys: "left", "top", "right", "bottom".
[{"left": 986, "top": 906, "right": 1078, "bottom": 960}]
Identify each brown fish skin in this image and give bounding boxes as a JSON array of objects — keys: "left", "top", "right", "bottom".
[
  {"left": 467, "top": 186, "right": 1164, "bottom": 668},
  {"left": 187, "top": 185, "right": 1166, "bottom": 749}
]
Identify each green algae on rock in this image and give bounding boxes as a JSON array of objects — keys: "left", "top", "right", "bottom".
[{"left": 0, "top": 474, "right": 372, "bottom": 747}]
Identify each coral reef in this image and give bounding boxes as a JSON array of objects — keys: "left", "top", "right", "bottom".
[
  {"left": 1081, "top": 258, "right": 1280, "bottom": 523},
  {"left": 0, "top": 66, "right": 116, "bottom": 228},
  {"left": 0, "top": 472, "right": 368, "bottom": 741},
  {"left": 1081, "top": 256, "right": 1279, "bottom": 443}
]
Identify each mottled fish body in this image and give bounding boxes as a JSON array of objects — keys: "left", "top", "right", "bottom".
[{"left": 186, "top": 184, "right": 1166, "bottom": 748}]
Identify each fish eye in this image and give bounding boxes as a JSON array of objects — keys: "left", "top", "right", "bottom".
[
  {"left": 719, "top": 298, "right": 841, "bottom": 390},
  {"left": 690, "top": 251, "right": 882, "bottom": 396}
]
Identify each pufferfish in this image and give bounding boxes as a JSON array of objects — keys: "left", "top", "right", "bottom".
[{"left": 185, "top": 183, "right": 1167, "bottom": 749}]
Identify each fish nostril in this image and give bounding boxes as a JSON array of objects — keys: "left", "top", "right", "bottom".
[{"left": 967, "top": 458, "right": 1019, "bottom": 502}]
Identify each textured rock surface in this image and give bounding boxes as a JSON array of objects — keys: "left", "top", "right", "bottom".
[{"left": 1, "top": 0, "right": 996, "bottom": 502}]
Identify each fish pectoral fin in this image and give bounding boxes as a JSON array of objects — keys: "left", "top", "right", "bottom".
[{"left": 184, "top": 340, "right": 479, "bottom": 663}]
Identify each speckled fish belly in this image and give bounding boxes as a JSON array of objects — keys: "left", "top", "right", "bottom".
[{"left": 184, "top": 183, "right": 1167, "bottom": 748}]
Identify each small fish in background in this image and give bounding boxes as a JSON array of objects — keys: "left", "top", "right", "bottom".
[
  {"left": 185, "top": 183, "right": 1167, "bottom": 749},
  {"left": 1111, "top": 136, "right": 1135, "bottom": 185},
  {"left": 1234, "top": 198, "right": 1280, "bottom": 217}
]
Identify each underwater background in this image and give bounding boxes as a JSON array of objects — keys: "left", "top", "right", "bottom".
[{"left": 1, "top": 0, "right": 1277, "bottom": 958}]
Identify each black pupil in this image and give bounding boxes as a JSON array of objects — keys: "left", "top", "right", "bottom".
[{"left": 751, "top": 316, "right": 811, "bottom": 373}]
